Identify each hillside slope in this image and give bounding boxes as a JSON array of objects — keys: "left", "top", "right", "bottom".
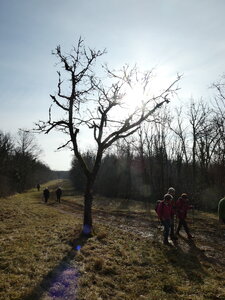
[{"left": 1, "top": 180, "right": 225, "bottom": 300}]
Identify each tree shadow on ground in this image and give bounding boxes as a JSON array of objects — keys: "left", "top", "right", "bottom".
[
  {"left": 21, "top": 234, "right": 89, "bottom": 300},
  {"left": 165, "top": 237, "right": 208, "bottom": 284},
  {"left": 186, "top": 237, "right": 225, "bottom": 267}
]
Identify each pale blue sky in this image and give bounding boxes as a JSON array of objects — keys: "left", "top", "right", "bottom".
[{"left": 1, "top": 0, "right": 225, "bottom": 170}]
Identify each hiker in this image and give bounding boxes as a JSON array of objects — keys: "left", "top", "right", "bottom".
[
  {"left": 218, "top": 196, "right": 225, "bottom": 224},
  {"left": 167, "top": 187, "right": 177, "bottom": 240},
  {"left": 36, "top": 183, "right": 40, "bottom": 191},
  {"left": 43, "top": 187, "right": 50, "bottom": 203},
  {"left": 55, "top": 187, "right": 62, "bottom": 203},
  {"left": 156, "top": 193, "right": 173, "bottom": 245},
  {"left": 176, "top": 193, "right": 193, "bottom": 239}
]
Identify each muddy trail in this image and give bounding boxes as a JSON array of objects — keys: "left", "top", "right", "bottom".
[
  {"left": 41, "top": 196, "right": 225, "bottom": 300},
  {"left": 53, "top": 197, "right": 225, "bottom": 267}
]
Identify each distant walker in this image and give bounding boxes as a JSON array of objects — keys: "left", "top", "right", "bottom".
[
  {"left": 43, "top": 187, "right": 50, "bottom": 203},
  {"left": 36, "top": 183, "right": 40, "bottom": 191},
  {"left": 56, "top": 187, "right": 62, "bottom": 203}
]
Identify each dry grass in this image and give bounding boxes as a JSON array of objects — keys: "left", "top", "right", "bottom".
[
  {"left": 75, "top": 224, "right": 225, "bottom": 300},
  {"left": 1, "top": 180, "right": 225, "bottom": 300},
  {"left": 0, "top": 180, "right": 82, "bottom": 300}
]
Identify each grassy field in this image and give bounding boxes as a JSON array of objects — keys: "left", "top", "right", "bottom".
[{"left": 1, "top": 180, "right": 225, "bottom": 300}]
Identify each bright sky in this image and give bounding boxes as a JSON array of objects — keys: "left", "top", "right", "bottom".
[{"left": 1, "top": 0, "right": 225, "bottom": 170}]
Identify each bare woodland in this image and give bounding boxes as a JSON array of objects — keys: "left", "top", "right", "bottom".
[
  {"left": 36, "top": 38, "right": 181, "bottom": 233},
  {"left": 71, "top": 93, "right": 225, "bottom": 212},
  {"left": 0, "top": 130, "right": 53, "bottom": 196},
  {"left": 1, "top": 38, "right": 222, "bottom": 235}
]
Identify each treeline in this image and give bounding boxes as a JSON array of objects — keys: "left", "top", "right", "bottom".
[
  {"left": 0, "top": 129, "right": 54, "bottom": 196},
  {"left": 70, "top": 82, "right": 225, "bottom": 212}
]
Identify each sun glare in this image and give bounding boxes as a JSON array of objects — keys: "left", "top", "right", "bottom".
[
  {"left": 152, "top": 65, "right": 175, "bottom": 93},
  {"left": 121, "top": 66, "right": 173, "bottom": 116},
  {"left": 123, "top": 84, "right": 146, "bottom": 113},
  {"left": 108, "top": 65, "right": 177, "bottom": 124}
]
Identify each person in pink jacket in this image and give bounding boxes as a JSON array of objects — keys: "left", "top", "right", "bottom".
[
  {"left": 176, "top": 193, "right": 193, "bottom": 239},
  {"left": 156, "top": 193, "right": 173, "bottom": 245},
  {"left": 167, "top": 187, "right": 178, "bottom": 240}
]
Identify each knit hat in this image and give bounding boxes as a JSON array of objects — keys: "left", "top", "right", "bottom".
[
  {"left": 164, "top": 193, "right": 173, "bottom": 201},
  {"left": 168, "top": 187, "right": 175, "bottom": 194},
  {"left": 181, "top": 193, "right": 188, "bottom": 198}
]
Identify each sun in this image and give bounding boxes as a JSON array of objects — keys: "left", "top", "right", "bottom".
[
  {"left": 123, "top": 84, "right": 146, "bottom": 113},
  {"left": 107, "top": 64, "right": 177, "bottom": 125},
  {"left": 122, "top": 65, "right": 175, "bottom": 114}
]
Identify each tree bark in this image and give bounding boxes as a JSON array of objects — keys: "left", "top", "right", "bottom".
[{"left": 83, "top": 177, "right": 94, "bottom": 235}]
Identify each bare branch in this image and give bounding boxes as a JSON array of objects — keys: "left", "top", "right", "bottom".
[
  {"left": 50, "top": 95, "right": 69, "bottom": 111},
  {"left": 57, "top": 139, "right": 72, "bottom": 150}
]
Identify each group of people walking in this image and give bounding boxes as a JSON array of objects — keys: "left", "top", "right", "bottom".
[
  {"left": 43, "top": 186, "right": 62, "bottom": 203},
  {"left": 36, "top": 184, "right": 62, "bottom": 203},
  {"left": 156, "top": 187, "right": 193, "bottom": 245}
]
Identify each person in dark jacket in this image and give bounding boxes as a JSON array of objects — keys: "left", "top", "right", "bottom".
[
  {"left": 55, "top": 187, "right": 62, "bottom": 203},
  {"left": 218, "top": 197, "right": 225, "bottom": 224},
  {"left": 36, "top": 183, "right": 40, "bottom": 191},
  {"left": 43, "top": 187, "right": 50, "bottom": 203},
  {"left": 156, "top": 193, "right": 173, "bottom": 245},
  {"left": 176, "top": 193, "right": 193, "bottom": 239}
]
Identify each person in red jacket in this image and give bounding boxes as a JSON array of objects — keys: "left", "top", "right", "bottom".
[
  {"left": 156, "top": 193, "right": 173, "bottom": 245},
  {"left": 167, "top": 187, "right": 178, "bottom": 240},
  {"left": 176, "top": 193, "right": 193, "bottom": 239}
]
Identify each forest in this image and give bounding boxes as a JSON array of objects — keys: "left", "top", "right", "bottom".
[
  {"left": 1, "top": 88, "right": 224, "bottom": 216},
  {"left": 70, "top": 92, "right": 225, "bottom": 212},
  {"left": 0, "top": 129, "right": 55, "bottom": 196}
]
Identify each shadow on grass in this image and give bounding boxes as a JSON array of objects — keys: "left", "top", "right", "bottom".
[
  {"left": 166, "top": 238, "right": 207, "bottom": 284},
  {"left": 21, "top": 233, "right": 89, "bottom": 300}
]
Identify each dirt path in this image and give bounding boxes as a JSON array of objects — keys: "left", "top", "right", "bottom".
[
  {"left": 41, "top": 199, "right": 225, "bottom": 299},
  {"left": 56, "top": 200, "right": 225, "bottom": 261}
]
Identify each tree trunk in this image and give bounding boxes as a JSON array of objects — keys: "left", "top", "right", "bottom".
[{"left": 83, "top": 178, "right": 94, "bottom": 235}]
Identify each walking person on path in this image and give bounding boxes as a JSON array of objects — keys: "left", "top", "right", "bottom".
[
  {"left": 156, "top": 193, "right": 173, "bottom": 245},
  {"left": 55, "top": 186, "right": 62, "bottom": 203},
  {"left": 167, "top": 187, "right": 178, "bottom": 240},
  {"left": 176, "top": 193, "right": 194, "bottom": 239},
  {"left": 43, "top": 187, "right": 50, "bottom": 203}
]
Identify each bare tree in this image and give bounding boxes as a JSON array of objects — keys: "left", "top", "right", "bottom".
[
  {"left": 36, "top": 38, "right": 181, "bottom": 234},
  {"left": 187, "top": 99, "right": 208, "bottom": 190},
  {"left": 169, "top": 107, "right": 189, "bottom": 165},
  {"left": 0, "top": 131, "right": 14, "bottom": 196},
  {"left": 211, "top": 74, "right": 225, "bottom": 121},
  {"left": 17, "top": 129, "right": 42, "bottom": 158},
  {"left": 15, "top": 130, "right": 43, "bottom": 192},
  {"left": 211, "top": 76, "right": 225, "bottom": 165},
  {"left": 0, "top": 131, "right": 14, "bottom": 160}
]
